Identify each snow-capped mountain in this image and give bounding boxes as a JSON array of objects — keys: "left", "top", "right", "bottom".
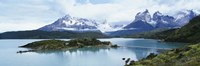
[
  {"left": 97, "top": 20, "right": 113, "bottom": 33},
  {"left": 116, "top": 10, "right": 155, "bottom": 36},
  {"left": 153, "top": 10, "right": 198, "bottom": 28},
  {"left": 124, "top": 9, "right": 199, "bottom": 30},
  {"left": 112, "top": 9, "right": 199, "bottom": 36},
  {"left": 38, "top": 14, "right": 100, "bottom": 32},
  {"left": 153, "top": 11, "right": 177, "bottom": 28},
  {"left": 124, "top": 9, "right": 154, "bottom": 30},
  {"left": 38, "top": 9, "right": 199, "bottom": 36},
  {"left": 175, "top": 10, "right": 197, "bottom": 27},
  {"left": 38, "top": 15, "right": 124, "bottom": 33},
  {"left": 134, "top": 9, "right": 151, "bottom": 22},
  {"left": 97, "top": 20, "right": 126, "bottom": 32}
]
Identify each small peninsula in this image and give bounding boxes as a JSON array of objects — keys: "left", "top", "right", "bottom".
[{"left": 19, "top": 38, "right": 118, "bottom": 52}]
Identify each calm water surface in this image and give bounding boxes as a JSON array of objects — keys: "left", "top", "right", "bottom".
[{"left": 0, "top": 38, "right": 185, "bottom": 66}]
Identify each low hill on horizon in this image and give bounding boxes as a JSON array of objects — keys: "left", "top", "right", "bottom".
[{"left": 0, "top": 30, "right": 108, "bottom": 39}]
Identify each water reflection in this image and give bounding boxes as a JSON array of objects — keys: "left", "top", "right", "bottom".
[
  {"left": 17, "top": 46, "right": 113, "bottom": 54},
  {"left": 127, "top": 48, "right": 155, "bottom": 60},
  {"left": 67, "top": 47, "right": 112, "bottom": 53}
]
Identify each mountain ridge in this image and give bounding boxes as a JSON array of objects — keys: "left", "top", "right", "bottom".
[
  {"left": 38, "top": 9, "right": 198, "bottom": 34},
  {"left": 0, "top": 9, "right": 199, "bottom": 39}
]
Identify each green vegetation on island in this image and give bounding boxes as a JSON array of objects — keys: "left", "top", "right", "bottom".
[{"left": 19, "top": 38, "right": 117, "bottom": 53}]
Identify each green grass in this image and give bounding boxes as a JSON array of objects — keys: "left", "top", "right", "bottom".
[{"left": 127, "top": 43, "right": 200, "bottom": 66}]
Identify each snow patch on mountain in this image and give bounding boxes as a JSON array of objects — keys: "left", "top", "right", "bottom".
[
  {"left": 38, "top": 9, "right": 199, "bottom": 34},
  {"left": 38, "top": 14, "right": 100, "bottom": 32},
  {"left": 124, "top": 9, "right": 199, "bottom": 30},
  {"left": 97, "top": 20, "right": 126, "bottom": 32},
  {"left": 38, "top": 15, "right": 124, "bottom": 33},
  {"left": 135, "top": 9, "right": 151, "bottom": 22},
  {"left": 174, "top": 10, "right": 198, "bottom": 27}
]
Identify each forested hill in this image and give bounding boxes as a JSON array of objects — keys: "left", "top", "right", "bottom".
[
  {"left": 0, "top": 30, "right": 108, "bottom": 39},
  {"left": 164, "top": 15, "right": 200, "bottom": 43}
]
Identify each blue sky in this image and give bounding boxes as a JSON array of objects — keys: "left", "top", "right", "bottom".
[{"left": 0, "top": 0, "right": 200, "bottom": 32}]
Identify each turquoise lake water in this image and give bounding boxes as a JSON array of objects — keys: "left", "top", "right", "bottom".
[{"left": 0, "top": 38, "right": 185, "bottom": 66}]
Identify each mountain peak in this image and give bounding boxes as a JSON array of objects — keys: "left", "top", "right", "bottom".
[
  {"left": 154, "top": 11, "right": 162, "bottom": 16},
  {"left": 61, "top": 14, "right": 72, "bottom": 20},
  {"left": 186, "top": 10, "right": 195, "bottom": 14},
  {"left": 135, "top": 9, "right": 151, "bottom": 22},
  {"left": 124, "top": 9, "right": 153, "bottom": 29},
  {"left": 176, "top": 10, "right": 196, "bottom": 16},
  {"left": 175, "top": 10, "right": 198, "bottom": 27},
  {"left": 136, "top": 9, "right": 150, "bottom": 15},
  {"left": 144, "top": 9, "right": 149, "bottom": 13},
  {"left": 153, "top": 11, "right": 163, "bottom": 21},
  {"left": 64, "top": 14, "right": 71, "bottom": 18},
  {"left": 38, "top": 14, "right": 100, "bottom": 32},
  {"left": 187, "top": 10, "right": 197, "bottom": 17}
]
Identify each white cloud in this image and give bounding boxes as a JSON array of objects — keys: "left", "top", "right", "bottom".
[
  {"left": 0, "top": 0, "right": 200, "bottom": 32},
  {"left": 51, "top": 0, "right": 200, "bottom": 22}
]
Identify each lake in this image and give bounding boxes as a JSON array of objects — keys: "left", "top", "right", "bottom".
[{"left": 0, "top": 38, "right": 185, "bottom": 66}]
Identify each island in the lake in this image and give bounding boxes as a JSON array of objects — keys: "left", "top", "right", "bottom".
[{"left": 18, "top": 38, "right": 119, "bottom": 53}]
